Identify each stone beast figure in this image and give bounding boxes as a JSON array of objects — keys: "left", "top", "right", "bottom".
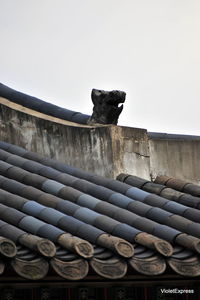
[{"left": 87, "top": 89, "right": 126, "bottom": 125}]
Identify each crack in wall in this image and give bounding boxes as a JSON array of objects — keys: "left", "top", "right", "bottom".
[{"left": 132, "top": 152, "right": 150, "bottom": 158}]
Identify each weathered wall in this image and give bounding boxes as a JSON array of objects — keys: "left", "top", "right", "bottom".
[
  {"left": 1, "top": 98, "right": 200, "bottom": 183},
  {"left": 111, "top": 126, "right": 150, "bottom": 179},
  {"left": 0, "top": 100, "right": 150, "bottom": 179},
  {"left": 149, "top": 134, "right": 200, "bottom": 184}
]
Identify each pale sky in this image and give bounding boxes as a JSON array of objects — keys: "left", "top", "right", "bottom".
[{"left": 1, "top": 0, "right": 200, "bottom": 135}]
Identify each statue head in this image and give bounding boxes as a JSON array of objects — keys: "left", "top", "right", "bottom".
[{"left": 87, "top": 89, "right": 126, "bottom": 125}]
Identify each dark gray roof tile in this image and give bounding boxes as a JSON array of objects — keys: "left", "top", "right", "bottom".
[
  {"left": 22, "top": 160, "right": 43, "bottom": 173},
  {"left": 0, "top": 203, "right": 10, "bottom": 214},
  {"left": 133, "top": 244, "right": 146, "bottom": 254},
  {"left": 127, "top": 201, "right": 152, "bottom": 216},
  {"left": 56, "top": 199, "right": 79, "bottom": 215},
  {"left": 1, "top": 207, "right": 26, "bottom": 226},
  {"left": 6, "top": 144, "right": 28, "bottom": 156},
  {"left": 93, "top": 248, "right": 113, "bottom": 260},
  {"left": 162, "top": 201, "right": 188, "bottom": 215},
  {"left": 133, "top": 218, "right": 157, "bottom": 233},
  {"left": 0, "top": 220, "right": 7, "bottom": 227},
  {"left": 142, "top": 182, "right": 165, "bottom": 194},
  {"left": 183, "top": 208, "right": 200, "bottom": 223},
  {"left": 125, "top": 187, "right": 149, "bottom": 201},
  {"left": 71, "top": 112, "right": 89, "bottom": 124},
  {"left": 94, "top": 215, "right": 120, "bottom": 232},
  {"left": 51, "top": 162, "right": 75, "bottom": 174},
  {"left": 112, "top": 223, "right": 140, "bottom": 241},
  {"left": 19, "top": 216, "right": 45, "bottom": 234},
  {"left": 75, "top": 224, "right": 104, "bottom": 243},
  {"left": 179, "top": 194, "right": 200, "bottom": 208},
  {"left": 69, "top": 168, "right": 91, "bottom": 179},
  {"left": 23, "top": 151, "right": 44, "bottom": 162},
  {"left": 38, "top": 166, "right": 61, "bottom": 179},
  {"left": 133, "top": 249, "right": 155, "bottom": 258},
  {"left": 42, "top": 179, "right": 65, "bottom": 195},
  {"left": 73, "top": 207, "right": 100, "bottom": 225},
  {"left": 6, "top": 166, "right": 28, "bottom": 181},
  {"left": 36, "top": 224, "right": 64, "bottom": 242},
  {"left": 0, "top": 224, "right": 25, "bottom": 242},
  {"left": 0, "top": 141, "right": 11, "bottom": 150},
  {"left": 146, "top": 207, "right": 172, "bottom": 223},
  {"left": 166, "top": 215, "right": 192, "bottom": 232},
  {"left": 171, "top": 249, "right": 194, "bottom": 259},
  {"left": 172, "top": 245, "right": 183, "bottom": 254},
  {"left": 183, "top": 183, "right": 200, "bottom": 197},
  {"left": 105, "top": 180, "right": 130, "bottom": 194},
  {"left": 108, "top": 193, "right": 133, "bottom": 208},
  {"left": 1, "top": 178, "right": 25, "bottom": 194},
  {"left": 164, "top": 178, "right": 187, "bottom": 191},
  {"left": 22, "top": 201, "right": 45, "bottom": 216},
  {"left": 112, "top": 209, "right": 139, "bottom": 224},
  {"left": 120, "top": 174, "right": 149, "bottom": 188},
  {"left": 58, "top": 186, "right": 83, "bottom": 202},
  {"left": 0, "top": 160, "right": 12, "bottom": 174},
  {"left": 37, "top": 193, "right": 60, "bottom": 208},
  {"left": 22, "top": 173, "right": 46, "bottom": 189},
  {"left": 153, "top": 225, "right": 180, "bottom": 243},
  {"left": 76, "top": 194, "right": 101, "bottom": 209},
  {"left": 83, "top": 185, "right": 114, "bottom": 200},
  {"left": 143, "top": 194, "right": 168, "bottom": 207},
  {"left": 56, "top": 173, "right": 79, "bottom": 185},
  {"left": 0, "top": 83, "right": 89, "bottom": 124},
  {"left": 94, "top": 201, "right": 119, "bottom": 217},
  {"left": 0, "top": 192, "right": 8, "bottom": 208},
  {"left": 89, "top": 174, "right": 110, "bottom": 186},
  {"left": 0, "top": 149, "right": 12, "bottom": 160},
  {"left": 0, "top": 192, "right": 27, "bottom": 210},
  {"left": 6, "top": 154, "right": 26, "bottom": 167},
  {"left": 58, "top": 216, "right": 84, "bottom": 235},
  {"left": 72, "top": 179, "right": 94, "bottom": 194},
  {"left": 186, "top": 223, "right": 200, "bottom": 238},
  {"left": 1, "top": 140, "right": 200, "bottom": 279},
  {"left": 160, "top": 187, "right": 184, "bottom": 201}
]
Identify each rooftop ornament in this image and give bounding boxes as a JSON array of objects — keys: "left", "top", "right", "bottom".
[{"left": 87, "top": 89, "right": 126, "bottom": 125}]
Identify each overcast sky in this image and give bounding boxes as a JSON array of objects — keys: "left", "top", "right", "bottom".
[{"left": 1, "top": 0, "right": 200, "bottom": 135}]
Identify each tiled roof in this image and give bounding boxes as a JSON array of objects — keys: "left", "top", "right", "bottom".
[
  {"left": 0, "top": 83, "right": 90, "bottom": 124},
  {"left": 0, "top": 143, "right": 200, "bottom": 280},
  {"left": 155, "top": 175, "right": 200, "bottom": 198},
  {"left": 148, "top": 132, "right": 200, "bottom": 141}
]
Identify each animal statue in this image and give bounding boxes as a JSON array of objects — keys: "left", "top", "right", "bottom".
[{"left": 87, "top": 88, "right": 126, "bottom": 125}]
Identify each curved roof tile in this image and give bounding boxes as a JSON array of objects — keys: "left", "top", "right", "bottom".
[
  {"left": 0, "top": 83, "right": 90, "bottom": 124},
  {"left": 0, "top": 141, "right": 200, "bottom": 279}
]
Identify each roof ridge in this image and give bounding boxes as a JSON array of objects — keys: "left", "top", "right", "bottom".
[{"left": 0, "top": 83, "right": 90, "bottom": 124}]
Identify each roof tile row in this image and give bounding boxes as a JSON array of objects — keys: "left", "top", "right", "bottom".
[
  {"left": 0, "top": 141, "right": 200, "bottom": 279},
  {"left": 0, "top": 83, "right": 90, "bottom": 124}
]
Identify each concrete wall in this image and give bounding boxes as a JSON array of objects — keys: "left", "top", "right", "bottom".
[
  {"left": 149, "top": 134, "right": 200, "bottom": 184},
  {"left": 0, "top": 99, "right": 150, "bottom": 179},
  {"left": 1, "top": 97, "right": 200, "bottom": 183},
  {"left": 111, "top": 126, "right": 150, "bottom": 179}
]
